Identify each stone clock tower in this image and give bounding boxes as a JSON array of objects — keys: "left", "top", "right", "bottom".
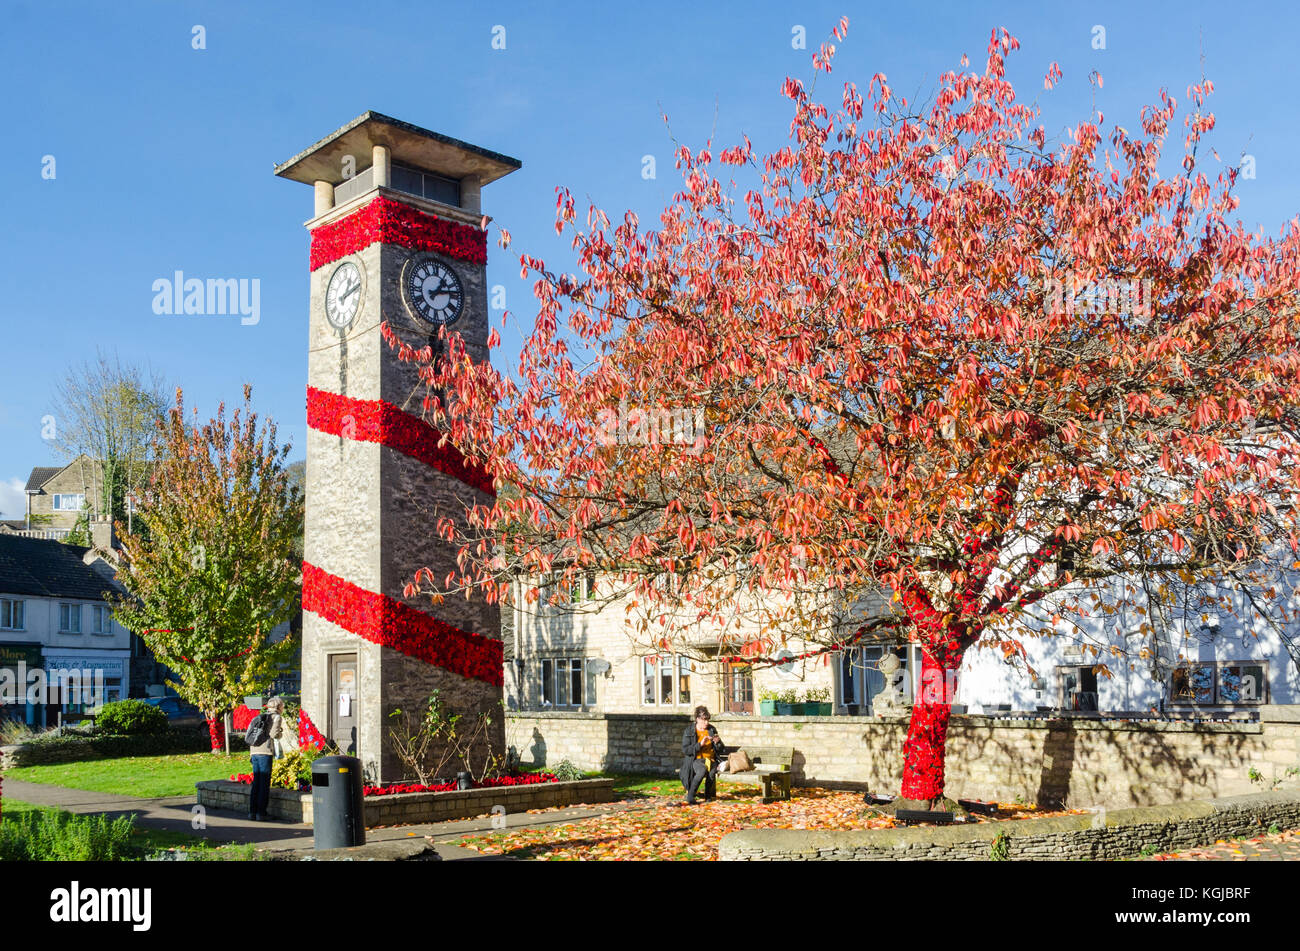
[{"left": 275, "top": 113, "right": 519, "bottom": 782}]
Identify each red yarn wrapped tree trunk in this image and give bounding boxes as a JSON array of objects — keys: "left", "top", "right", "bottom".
[
  {"left": 900, "top": 647, "right": 962, "bottom": 803},
  {"left": 206, "top": 715, "right": 226, "bottom": 753}
]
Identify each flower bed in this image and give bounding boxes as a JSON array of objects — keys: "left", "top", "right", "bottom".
[
  {"left": 196, "top": 776, "right": 614, "bottom": 826},
  {"left": 226, "top": 771, "right": 558, "bottom": 796}
]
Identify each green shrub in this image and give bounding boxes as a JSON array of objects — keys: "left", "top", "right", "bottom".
[
  {"left": 15, "top": 727, "right": 212, "bottom": 764},
  {"left": 271, "top": 746, "right": 323, "bottom": 790},
  {"left": 96, "top": 700, "right": 168, "bottom": 736},
  {"left": 547, "top": 759, "right": 585, "bottom": 781},
  {"left": 0, "top": 809, "right": 138, "bottom": 861}
]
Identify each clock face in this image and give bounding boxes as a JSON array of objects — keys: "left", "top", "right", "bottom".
[
  {"left": 324, "top": 260, "right": 364, "bottom": 330},
  {"left": 404, "top": 257, "right": 464, "bottom": 328}
]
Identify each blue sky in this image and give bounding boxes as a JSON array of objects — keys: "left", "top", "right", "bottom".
[{"left": 3, "top": 0, "right": 1299, "bottom": 518}]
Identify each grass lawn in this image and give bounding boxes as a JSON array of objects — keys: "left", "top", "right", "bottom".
[
  {"left": 1, "top": 798, "right": 258, "bottom": 860},
  {"left": 599, "top": 773, "right": 687, "bottom": 799},
  {"left": 5, "top": 752, "right": 250, "bottom": 799}
]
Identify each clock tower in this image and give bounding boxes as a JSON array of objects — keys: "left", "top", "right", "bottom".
[{"left": 275, "top": 113, "right": 519, "bottom": 782}]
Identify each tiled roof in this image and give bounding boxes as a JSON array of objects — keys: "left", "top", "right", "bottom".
[
  {"left": 24, "top": 467, "right": 62, "bottom": 492},
  {"left": 0, "top": 535, "right": 123, "bottom": 601}
]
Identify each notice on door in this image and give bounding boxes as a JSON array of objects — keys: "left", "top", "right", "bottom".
[{"left": 338, "top": 692, "right": 351, "bottom": 717}]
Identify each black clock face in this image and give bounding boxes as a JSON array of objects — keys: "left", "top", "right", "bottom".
[{"left": 404, "top": 257, "right": 463, "bottom": 327}]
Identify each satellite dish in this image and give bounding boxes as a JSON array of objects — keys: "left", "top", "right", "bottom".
[
  {"left": 774, "top": 650, "right": 797, "bottom": 677},
  {"left": 587, "top": 658, "right": 611, "bottom": 676}
]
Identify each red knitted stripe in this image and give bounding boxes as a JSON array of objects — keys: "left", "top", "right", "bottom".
[
  {"left": 301, "top": 561, "right": 502, "bottom": 686},
  {"left": 310, "top": 194, "right": 487, "bottom": 271},
  {"left": 306, "top": 386, "right": 495, "bottom": 496}
]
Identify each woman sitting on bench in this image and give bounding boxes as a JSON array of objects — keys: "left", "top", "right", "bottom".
[{"left": 679, "top": 705, "right": 727, "bottom": 804}]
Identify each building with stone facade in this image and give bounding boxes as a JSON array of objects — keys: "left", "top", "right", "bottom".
[
  {"left": 11, "top": 456, "right": 107, "bottom": 538},
  {"left": 506, "top": 568, "right": 1300, "bottom": 720}
]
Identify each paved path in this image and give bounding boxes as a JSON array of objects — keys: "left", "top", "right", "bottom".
[
  {"left": 1145, "top": 828, "right": 1300, "bottom": 861},
  {"left": 2, "top": 778, "right": 663, "bottom": 860}
]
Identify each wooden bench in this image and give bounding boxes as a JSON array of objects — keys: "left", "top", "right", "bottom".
[{"left": 719, "top": 746, "right": 794, "bottom": 803}]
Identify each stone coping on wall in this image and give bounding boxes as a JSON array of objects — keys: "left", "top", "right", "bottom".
[
  {"left": 508, "top": 709, "right": 1272, "bottom": 734},
  {"left": 195, "top": 777, "right": 617, "bottom": 826},
  {"left": 718, "top": 789, "right": 1300, "bottom": 861}
]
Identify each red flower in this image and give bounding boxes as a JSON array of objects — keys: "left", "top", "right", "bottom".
[
  {"left": 310, "top": 195, "right": 487, "bottom": 271},
  {"left": 306, "top": 386, "right": 495, "bottom": 496},
  {"left": 301, "top": 562, "right": 504, "bottom": 686}
]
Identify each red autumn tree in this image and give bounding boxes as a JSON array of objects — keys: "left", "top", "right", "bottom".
[{"left": 391, "top": 22, "right": 1300, "bottom": 804}]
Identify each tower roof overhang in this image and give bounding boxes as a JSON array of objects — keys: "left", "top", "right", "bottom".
[{"left": 273, "top": 111, "right": 521, "bottom": 187}]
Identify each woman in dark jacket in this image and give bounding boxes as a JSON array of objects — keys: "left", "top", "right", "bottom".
[{"left": 679, "top": 705, "right": 727, "bottom": 804}]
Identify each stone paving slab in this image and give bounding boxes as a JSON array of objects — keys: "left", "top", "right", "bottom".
[
  {"left": 1144, "top": 828, "right": 1300, "bottom": 860},
  {"left": 3, "top": 777, "right": 654, "bottom": 859}
]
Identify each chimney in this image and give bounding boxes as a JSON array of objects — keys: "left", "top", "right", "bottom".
[{"left": 90, "top": 516, "right": 116, "bottom": 553}]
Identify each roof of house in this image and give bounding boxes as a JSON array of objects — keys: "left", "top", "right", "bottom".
[
  {"left": 24, "top": 467, "right": 63, "bottom": 492},
  {"left": 0, "top": 535, "right": 123, "bottom": 601}
]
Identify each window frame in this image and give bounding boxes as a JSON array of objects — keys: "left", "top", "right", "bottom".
[
  {"left": 59, "top": 603, "right": 82, "bottom": 634},
  {"left": 52, "top": 493, "right": 86, "bottom": 512},
  {"left": 721, "top": 660, "right": 753, "bottom": 714},
  {"left": 641, "top": 653, "right": 695, "bottom": 707},
  {"left": 91, "top": 605, "right": 110, "bottom": 635},
  {"left": 1170, "top": 661, "right": 1268, "bottom": 706},
  {"left": 540, "top": 656, "right": 587, "bottom": 709},
  {"left": 0, "top": 598, "right": 24, "bottom": 631}
]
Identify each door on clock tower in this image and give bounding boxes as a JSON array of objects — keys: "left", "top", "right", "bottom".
[{"left": 328, "top": 653, "right": 358, "bottom": 754}]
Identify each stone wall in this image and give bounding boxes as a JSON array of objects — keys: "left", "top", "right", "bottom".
[
  {"left": 719, "top": 789, "right": 1300, "bottom": 861},
  {"left": 507, "top": 705, "right": 1300, "bottom": 808},
  {"left": 195, "top": 777, "right": 615, "bottom": 826}
]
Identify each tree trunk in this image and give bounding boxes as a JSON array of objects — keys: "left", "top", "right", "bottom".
[
  {"left": 206, "top": 714, "right": 225, "bottom": 753},
  {"left": 900, "top": 649, "right": 960, "bottom": 805}
]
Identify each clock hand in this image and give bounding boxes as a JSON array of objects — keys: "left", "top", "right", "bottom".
[{"left": 341, "top": 283, "right": 359, "bottom": 301}]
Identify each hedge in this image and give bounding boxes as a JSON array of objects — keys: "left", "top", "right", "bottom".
[{"left": 2, "top": 727, "right": 248, "bottom": 767}]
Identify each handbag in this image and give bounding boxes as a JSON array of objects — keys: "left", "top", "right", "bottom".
[{"left": 727, "top": 750, "right": 753, "bottom": 772}]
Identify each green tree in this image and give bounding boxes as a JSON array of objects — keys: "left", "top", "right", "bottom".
[
  {"left": 112, "top": 386, "right": 304, "bottom": 751},
  {"left": 50, "top": 350, "right": 167, "bottom": 528}
]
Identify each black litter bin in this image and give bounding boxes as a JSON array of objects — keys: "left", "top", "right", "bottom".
[{"left": 311, "top": 755, "right": 365, "bottom": 849}]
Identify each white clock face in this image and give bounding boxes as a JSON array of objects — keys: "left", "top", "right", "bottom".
[
  {"left": 325, "top": 260, "right": 363, "bottom": 330},
  {"left": 404, "top": 257, "right": 464, "bottom": 328}
]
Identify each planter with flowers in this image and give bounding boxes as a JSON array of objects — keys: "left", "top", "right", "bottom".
[
  {"left": 775, "top": 689, "right": 799, "bottom": 716},
  {"left": 758, "top": 690, "right": 778, "bottom": 717},
  {"left": 804, "top": 687, "right": 832, "bottom": 716}
]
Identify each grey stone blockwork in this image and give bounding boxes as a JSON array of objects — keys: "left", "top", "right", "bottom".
[{"left": 303, "top": 219, "right": 501, "bottom": 784}]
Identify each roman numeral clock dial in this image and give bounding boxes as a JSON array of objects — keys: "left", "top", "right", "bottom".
[
  {"left": 403, "top": 256, "right": 464, "bottom": 329},
  {"left": 324, "top": 259, "right": 364, "bottom": 331}
]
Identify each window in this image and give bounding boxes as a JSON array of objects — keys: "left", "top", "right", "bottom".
[
  {"left": 52, "top": 493, "right": 85, "bottom": 512},
  {"left": 91, "top": 605, "right": 110, "bottom": 635},
  {"left": 390, "top": 164, "right": 461, "bottom": 207},
  {"left": 540, "top": 657, "right": 587, "bottom": 708},
  {"left": 839, "top": 645, "right": 912, "bottom": 713},
  {"left": 0, "top": 599, "right": 23, "bottom": 631},
  {"left": 59, "top": 603, "right": 81, "bottom": 634},
  {"left": 1171, "top": 662, "right": 1267, "bottom": 705},
  {"left": 642, "top": 654, "right": 694, "bottom": 706},
  {"left": 537, "top": 570, "right": 597, "bottom": 605}
]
